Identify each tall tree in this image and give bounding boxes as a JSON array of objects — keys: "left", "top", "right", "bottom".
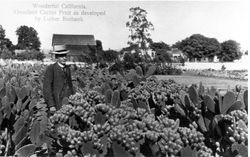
[
  {"left": 173, "top": 34, "right": 220, "bottom": 61},
  {"left": 126, "top": 7, "right": 154, "bottom": 59},
  {"left": 16, "top": 25, "right": 41, "bottom": 50},
  {"left": 0, "top": 25, "right": 6, "bottom": 49},
  {"left": 0, "top": 25, "right": 14, "bottom": 53},
  {"left": 218, "top": 40, "right": 242, "bottom": 62},
  {"left": 0, "top": 25, "right": 5, "bottom": 40}
]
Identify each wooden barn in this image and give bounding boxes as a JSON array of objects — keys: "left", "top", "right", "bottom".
[{"left": 52, "top": 34, "right": 97, "bottom": 62}]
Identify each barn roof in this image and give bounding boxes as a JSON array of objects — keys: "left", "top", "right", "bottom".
[{"left": 52, "top": 34, "right": 96, "bottom": 46}]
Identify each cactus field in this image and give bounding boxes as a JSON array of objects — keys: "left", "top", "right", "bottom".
[{"left": 0, "top": 63, "right": 248, "bottom": 157}]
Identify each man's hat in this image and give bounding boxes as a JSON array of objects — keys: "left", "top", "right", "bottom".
[{"left": 51, "top": 45, "right": 69, "bottom": 54}]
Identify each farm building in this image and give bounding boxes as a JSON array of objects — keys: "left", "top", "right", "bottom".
[{"left": 52, "top": 34, "right": 97, "bottom": 62}]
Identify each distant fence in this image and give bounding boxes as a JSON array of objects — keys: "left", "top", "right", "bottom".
[{"left": 181, "top": 62, "right": 248, "bottom": 70}]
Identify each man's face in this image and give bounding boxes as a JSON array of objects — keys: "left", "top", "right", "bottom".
[{"left": 55, "top": 54, "right": 67, "bottom": 65}]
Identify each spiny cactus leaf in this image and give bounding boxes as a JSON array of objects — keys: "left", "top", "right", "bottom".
[
  {"left": 36, "top": 116, "right": 47, "bottom": 137},
  {"left": 111, "top": 90, "right": 120, "bottom": 107},
  {"left": 8, "top": 85, "right": 17, "bottom": 103},
  {"left": 184, "top": 95, "right": 194, "bottom": 108},
  {"left": 15, "top": 135, "right": 28, "bottom": 151},
  {"left": 188, "top": 86, "right": 199, "bottom": 105},
  {"left": 145, "top": 65, "right": 156, "bottom": 78},
  {"left": 135, "top": 66, "right": 143, "bottom": 76},
  {"left": 30, "top": 120, "right": 41, "bottom": 145},
  {"left": 211, "top": 115, "right": 222, "bottom": 137},
  {"left": 0, "top": 87, "right": 6, "bottom": 99},
  {"left": 105, "top": 89, "right": 113, "bottom": 104},
  {"left": 198, "top": 82, "right": 205, "bottom": 96},
  {"left": 132, "top": 74, "right": 140, "bottom": 87},
  {"left": 14, "top": 116, "right": 25, "bottom": 133},
  {"left": 221, "top": 91, "right": 235, "bottom": 114},
  {"left": 126, "top": 69, "right": 137, "bottom": 81},
  {"left": 226, "top": 101, "right": 244, "bottom": 114},
  {"left": 80, "top": 141, "right": 100, "bottom": 156},
  {"left": 2, "top": 96, "right": 11, "bottom": 119},
  {"left": 204, "top": 95, "right": 215, "bottom": 113},
  {"left": 13, "top": 124, "right": 28, "bottom": 146},
  {"left": 243, "top": 90, "right": 248, "bottom": 109},
  {"left": 15, "top": 144, "right": 36, "bottom": 157},
  {"left": 203, "top": 111, "right": 214, "bottom": 130},
  {"left": 62, "top": 97, "right": 68, "bottom": 106},
  {"left": 174, "top": 104, "right": 186, "bottom": 117},
  {"left": 18, "top": 86, "right": 29, "bottom": 100},
  {"left": 180, "top": 146, "right": 197, "bottom": 157},
  {"left": 232, "top": 143, "right": 248, "bottom": 157},
  {"left": 21, "top": 97, "right": 31, "bottom": 111},
  {"left": 16, "top": 99, "right": 22, "bottom": 113},
  {"left": 197, "top": 116, "right": 207, "bottom": 132},
  {"left": 112, "top": 141, "right": 133, "bottom": 157},
  {"left": 179, "top": 90, "right": 187, "bottom": 106},
  {"left": 0, "top": 78, "right": 4, "bottom": 89},
  {"left": 94, "top": 111, "right": 107, "bottom": 125}
]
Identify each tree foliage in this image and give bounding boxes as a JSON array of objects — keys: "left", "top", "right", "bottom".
[
  {"left": 172, "top": 34, "right": 221, "bottom": 61},
  {"left": 150, "top": 41, "right": 172, "bottom": 63},
  {"left": 153, "top": 49, "right": 172, "bottom": 64},
  {"left": 150, "top": 41, "right": 171, "bottom": 51},
  {"left": 126, "top": 7, "right": 154, "bottom": 58},
  {"left": 102, "top": 49, "right": 118, "bottom": 64},
  {"left": 0, "top": 25, "right": 6, "bottom": 40},
  {"left": 218, "top": 40, "right": 242, "bottom": 62},
  {"left": 0, "top": 25, "right": 14, "bottom": 56},
  {"left": 16, "top": 25, "right": 41, "bottom": 50}
]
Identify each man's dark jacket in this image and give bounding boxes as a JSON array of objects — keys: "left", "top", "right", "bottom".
[{"left": 43, "top": 63, "right": 74, "bottom": 109}]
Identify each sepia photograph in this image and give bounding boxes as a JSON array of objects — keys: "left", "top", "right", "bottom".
[{"left": 0, "top": 0, "right": 248, "bottom": 156}]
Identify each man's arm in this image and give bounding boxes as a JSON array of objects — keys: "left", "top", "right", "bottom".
[{"left": 43, "top": 65, "right": 55, "bottom": 108}]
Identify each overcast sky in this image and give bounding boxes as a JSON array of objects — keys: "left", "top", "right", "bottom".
[{"left": 0, "top": 0, "right": 249, "bottom": 51}]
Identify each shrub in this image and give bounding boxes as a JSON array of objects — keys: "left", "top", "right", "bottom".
[
  {"left": 0, "top": 48, "right": 14, "bottom": 59},
  {"left": 15, "top": 49, "right": 45, "bottom": 61}
]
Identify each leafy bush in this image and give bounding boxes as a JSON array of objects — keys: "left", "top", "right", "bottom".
[
  {"left": 15, "top": 49, "right": 45, "bottom": 61},
  {"left": 0, "top": 48, "right": 14, "bottom": 59}
]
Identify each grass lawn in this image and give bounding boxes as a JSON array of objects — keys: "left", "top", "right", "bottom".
[{"left": 156, "top": 75, "right": 248, "bottom": 91}]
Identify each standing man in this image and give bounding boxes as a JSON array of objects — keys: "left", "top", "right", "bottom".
[{"left": 43, "top": 45, "right": 75, "bottom": 114}]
